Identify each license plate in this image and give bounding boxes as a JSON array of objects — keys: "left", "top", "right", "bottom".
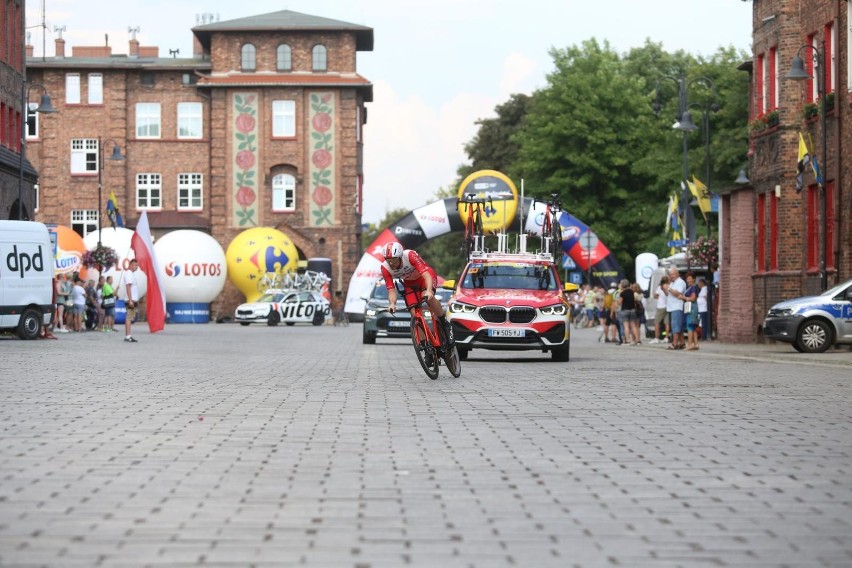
[
  {"left": 488, "top": 328, "right": 524, "bottom": 338},
  {"left": 388, "top": 320, "right": 409, "bottom": 328}
]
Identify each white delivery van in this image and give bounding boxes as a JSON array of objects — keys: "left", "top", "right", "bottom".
[{"left": 0, "top": 221, "right": 55, "bottom": 339}]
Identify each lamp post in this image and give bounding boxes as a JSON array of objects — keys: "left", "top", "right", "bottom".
[
  {"left": 97, "top": 138, "right": 125, "bottom": 247},
  {"left": 787, "top": 42, "right": 829, "bottom": 291},
  {"left": 17, "top": 81, "right": 57, "bottom": 220},
  {"left": 652, "top": 75, "right": 719, "bottom": 245}
]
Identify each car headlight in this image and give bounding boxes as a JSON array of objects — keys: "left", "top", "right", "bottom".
[
  {"left": 450, "top": 301, "right": 476, "bottom": 314},
  {"left": 365, "top": 309, "right": 378, "bottom": 317},
  {"left": 540, "top": 303, "right": 567, "bottom": 316},
  {"left": 768, "top": 308, "right": 793, "bottom": 317}
]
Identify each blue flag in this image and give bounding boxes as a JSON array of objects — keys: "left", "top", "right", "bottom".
[{"left": 106, "top": 191, "right": 124, "bottom": 228}]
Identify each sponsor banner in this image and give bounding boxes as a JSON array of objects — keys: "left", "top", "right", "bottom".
[
  {"left": 166, "top": 302, "right": 211, "bottom": 323},
  {"left": 346, "top": 252, "right": 384, "bottom": 314},
  {"left": 412, "top": 200, "right": 452, "bottom": 239},
  {"left": 388, "top": 212, "right": 428, "bottom": 249},
  {"left": 457, "top": 170, "right": 519, "bottom": 233}
]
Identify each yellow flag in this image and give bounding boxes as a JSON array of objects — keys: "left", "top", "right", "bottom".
[{"left": 691, "top": 176, "right": 712, "bottom": 217}]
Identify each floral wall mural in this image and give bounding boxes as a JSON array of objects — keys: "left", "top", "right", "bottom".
[
  {"left": 309, "top": 92, "right": 336, "bottom": 226},
  {"left": 233, "top": 93, "right": 259, "bottom": 227}
]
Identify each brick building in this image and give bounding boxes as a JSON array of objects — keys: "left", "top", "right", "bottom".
[
  {"left": 24, "top": 9, "right": 373, "bottom": 314},
  {"left": 719, "top": 0, "right": 849, "bottom": 342},
  {"left": 0, "top": 0, "right": 39, "bottom": 220}
]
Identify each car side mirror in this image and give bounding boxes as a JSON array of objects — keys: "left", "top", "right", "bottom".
[{"left": 441, "top": 280, "right": 456, "bottom": 290}]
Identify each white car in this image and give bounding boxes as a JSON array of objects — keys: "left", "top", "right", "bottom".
[{"left": 235, "top": 289, "right": 330, "bottom": 326}]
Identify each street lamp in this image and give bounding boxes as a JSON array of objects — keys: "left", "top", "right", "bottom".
[
  {"left": 687, "top": 98, "right": 721, "bottom": 236},
  {"left": 652, "top": 75, "right": 719, "bottom": 244},
  {"left": 786, "top": 42, "right": 829, "bottom": 291},
  {"left": 97, "top": 138, "right": 125, "bottom": 247},
  {"left": 18, "top": 81, "right": 57, "bottom": 220}
]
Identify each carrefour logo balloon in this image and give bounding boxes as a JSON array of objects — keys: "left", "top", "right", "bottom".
[
  {"left": 154, "top": 230, "right": 227, "bottom": 303},
  {"left": 457, "top": 169, "right": 519, "bottom": 233},
  {"left": 226, "top": 227, "right": 299, "bottom": 302}
]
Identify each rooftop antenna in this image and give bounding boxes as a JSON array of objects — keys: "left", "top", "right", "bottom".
[
  {"left": 169, "top": 48, "right": 179, "bottom": 58},
  {"left": 128, "top": 26, "right": 140, "bottom": 40}
]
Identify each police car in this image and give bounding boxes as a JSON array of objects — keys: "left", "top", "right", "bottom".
[
  {"left": 235, "top": 289, "right": 330, "bottom": 326},
  {"left": 763, "top": 278, "right": 852, "bottom": 353},
  {"left": 446, "top": 250, "right": 572, "bottom": 361}
]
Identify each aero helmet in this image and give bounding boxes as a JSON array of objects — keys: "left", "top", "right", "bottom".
[{"left": 383, "top": 242, "right": 404, "bottom": 260}]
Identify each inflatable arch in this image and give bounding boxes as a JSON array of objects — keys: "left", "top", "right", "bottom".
[{"left": 346, "top": 172, "right": 624, "bottom": 316}]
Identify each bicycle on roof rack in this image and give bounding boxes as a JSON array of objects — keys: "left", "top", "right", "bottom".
[
  {"left": 457, "top": 193, "right": 493, "bottom": 259},
  {"left": 531, "top": 193, "right": 564, "bottom": 264}
]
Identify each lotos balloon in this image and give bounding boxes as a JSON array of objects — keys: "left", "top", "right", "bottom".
[
  {"left": 226, "top": 227, "right": 299, "bottom": 302},
  {"left": 82, "top": 228, "right": 147, "bottom": 300},
  {"left": 51, "top": 225, "right": 89, "bottom": 279},
  {"left": 155, "top": 230, "right": 227, "bottom": 303}
]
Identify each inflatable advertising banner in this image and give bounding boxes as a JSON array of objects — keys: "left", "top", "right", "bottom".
[{"left": 346, "top": 171, "right": 623, "bottom": 317}]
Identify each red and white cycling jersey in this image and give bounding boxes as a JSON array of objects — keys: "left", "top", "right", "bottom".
[{"left": 380, "top": 250, "right": 435, "bottom": 289}]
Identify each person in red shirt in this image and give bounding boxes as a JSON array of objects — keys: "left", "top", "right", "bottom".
[{"left": 380, "top": 242, "right": 453, "bottom": 345}]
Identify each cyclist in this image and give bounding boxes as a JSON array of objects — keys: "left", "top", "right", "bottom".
[{"left": 380, "top": 242, "right": 453, "bottom": 347}]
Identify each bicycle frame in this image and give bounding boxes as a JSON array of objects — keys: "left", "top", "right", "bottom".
[{"left": 403, "top": 288, "right": 461, "bottom": 379}]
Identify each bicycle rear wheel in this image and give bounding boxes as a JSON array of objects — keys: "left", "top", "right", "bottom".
[{"left": 410, "top": 318, "right": 439, "bottom": 379}]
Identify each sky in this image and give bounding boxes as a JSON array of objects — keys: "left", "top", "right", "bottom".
[{"left": 25, "top": 0, "right": 753, "bottom": 224}]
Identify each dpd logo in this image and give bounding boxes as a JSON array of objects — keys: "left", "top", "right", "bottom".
[{"left": 5, "top": 245, "right": 45, "bottom": 278}]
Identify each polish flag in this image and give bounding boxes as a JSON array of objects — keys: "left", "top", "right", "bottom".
[{"left": 130, "top": 211, "right": 166, "bottom": 333}]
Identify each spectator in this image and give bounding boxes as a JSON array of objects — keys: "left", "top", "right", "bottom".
[
  {"left": 101, "top": 275, "right": 117, "bottom": 332},
  {"left": 582, "top": 284, "right": 596, "bottom": 328},
  {"left": 697, "top": 277, "right": 709, "bottom": 340},
  {"left": 84, "top": 279, "right": 98, "bottom": 330},
  {"left": 54, "top": 274, "right": 70, "bottom": 333},
  {"left": 616, "top": 279, "right": 639, "bottom": 345},
  {"left": 665, "top": 267, "right": 687, "bottom": 350},
  {"left": 650, "top": 275, "right": 669, "bottom": 344},
  {"left": 684, "top": 273, "right": 700, "bottom": 351},
  {"left": 632, "top": 283, "right": 645, "bottom": 344},
  {"left": 124, "top": 259, "right": 140, "bottom": 343},
  {"left": 69, "top": 277, "right": 87, "bottom": 332}
]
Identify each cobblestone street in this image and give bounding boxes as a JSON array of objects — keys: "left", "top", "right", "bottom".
[{"left": 1, "top": 323, "right": 850, "bottom": 567}]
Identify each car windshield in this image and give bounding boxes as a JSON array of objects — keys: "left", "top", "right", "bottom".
[
  {"left": 257, "top": 293, "right": 285, "bottom": 302},
  {"left": 824, "top": 278, "right": 852, "bottom": 299},
  {"left": 371, "top": 285, "right": 389, "bottom": 300},
  {"left": 461, "top": 262, "right": 557, "bottom": 291}
]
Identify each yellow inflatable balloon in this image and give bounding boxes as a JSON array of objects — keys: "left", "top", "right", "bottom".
[
  {"left": 226, "top": 227, "right": 299, "bottom": 302},
  {"left": 457, "top": 169, "right": 519, "bottom": 233}
]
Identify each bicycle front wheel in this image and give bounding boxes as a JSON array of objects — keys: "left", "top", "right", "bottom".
[
  {"left": 410, "top": 318, "right": 439, "bottom": 380},
  {"left": 442, "top": 344, "right": 461, "bottom": 378}
]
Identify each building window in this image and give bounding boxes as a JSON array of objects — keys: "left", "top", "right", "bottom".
[
  {"left": 136, "top": 102, "right": 161, "bottom": 138},
  {"left": 277, "top": 44, "right": 292, "bottom": 71},
  {"left": 825, "top": 23, "right": 835, "bottom": 95},
  {"left": 312, "top": 45, "right": 327, "bottom": 71},
  {"left": 756, "top": 193, "right": 765, "bottom": 273},
  {"left": 807, "top": 185, "right": 819, "bottom": 269},
  {"left": 806, "top": 34, "right": 817, "bottom": 103},
  {"left": 26, "top": 103, "right": 38, "bottom": 139},
  {"left": 756, "top": 53, "right": 765, "bottom": 114},
  {"left": 272, "top": 173, "right": 296, "bottom": 211},
  {"left": 272, "top": 100, "right": 296, "bottom": 137},
  {"left": 178, "top": 173, "right": 203, "bottom": 210},
  {"left": 241, "top": 44, "right": 256, "bottom": 71},
  {"left": 88, "top": 73, "right": 103, "bottom": 104},
  {"left": 767, "top": 47, "right": 778, "bottom": 111},
  {"left": 769, "top": 192, "right": 778, "bottom": 271},
  {"left": 826, "top": 181, "right": 835, "bottom": 269},
  {"left": 66, "top": 73, "right": 81, "bottom": 104},
  {"left": 70, "top": 138, "right": 98, "bottom": 174},
  {"left": 71, "top": 209, "right": 98, "bottom": 238},
  {"left": 136, "top": 173, "right": 162, "bottom": 209},
  {"left": 177, "top": 102, "right": 203, "bottom": 139}
]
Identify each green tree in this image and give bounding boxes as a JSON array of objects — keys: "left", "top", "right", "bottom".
[{"left": 457, "top": 93, "right": 532, "bottom": 181}]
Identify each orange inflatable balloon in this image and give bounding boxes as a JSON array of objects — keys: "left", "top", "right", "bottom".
[{"left": 50, "top": 225, "right": 89, "bottom": 279}]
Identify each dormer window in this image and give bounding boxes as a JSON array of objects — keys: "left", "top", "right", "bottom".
[
  {"left": 277, "top": 44, "right": 292, "bottom": 71},
  {"left": 241, "top": 44, "right": 256, "bottom": 72},
  {"left": 312, "top": 45, "right": 327, "bottom": 71}
]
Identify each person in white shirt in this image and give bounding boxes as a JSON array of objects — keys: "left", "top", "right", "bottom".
[
  {"left": 697, "top": 277, "right": 709, "bottom": 340},
  {"left": 664, "top": 267, "right": 687, "bottom": 349},
  {"left": 650, "top": 275, "right": 670, "bottom": 344},
  {"left": 124, "top": 259, "right": 140, "bottom": 343}
]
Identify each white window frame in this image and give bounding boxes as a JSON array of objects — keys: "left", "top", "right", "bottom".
[
  {"left": 70, "top": 138, "right": 98, "bottom": 175},
  {"left": 272, "top": 100, "right": 296, "bottom": 137},
  {"left": 66, "top": 73, "right": 81, "bottom": 104},
  {"left": 356, "top": 105, "right": 362, "bottom": 143},
  {"left": 178, "top": 173, "right": 203, "bottom": 210},
  {"left": 26, "top": 103, "right": 38, "bottom": 139},
  {"left": 272, "top": 173, "right": 296, "bottom": 212},
  {"left": 241, "top": 44, "right": 256, "bottom": 71},
  {"left": 177, "top": 102, "right": 203, "bottom": 139},
  {"left": 136, "top": 102, "right": 161, "bottom": 139},
  {"left": 312, "top": 45, "right": 327, "bottom": 71},
  {"left": 88, "top": 73, "right": 103, "bottom": 104},
  {"left": 71, "top": 209, "right": 99, "bottom": 238},
  {"left": 277, "top": 44, "right": 292, "bottom": 71},
  {"left": 136, "top": 173, "right": 162, "bottom": 210}
]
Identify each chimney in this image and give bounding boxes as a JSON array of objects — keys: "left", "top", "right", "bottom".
[
  {"left": 129, "top": 39, "right": 139, "bottom": 58},
  {"left": 55, "top": 38, "right": 66, "bottom": 58},
  {"left": 26, "top": 44, "right": 34, "bottom": 58}
]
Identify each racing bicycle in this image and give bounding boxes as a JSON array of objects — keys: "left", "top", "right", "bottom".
[
  {"left": 457, "top": 193, "right": 491, "bottom": 259},
  {"left": 531, "top": 193, "right": 564, "bottom": 264},
  {"left": 401, "top": 290, "right": 461, "bottom": 380}
]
